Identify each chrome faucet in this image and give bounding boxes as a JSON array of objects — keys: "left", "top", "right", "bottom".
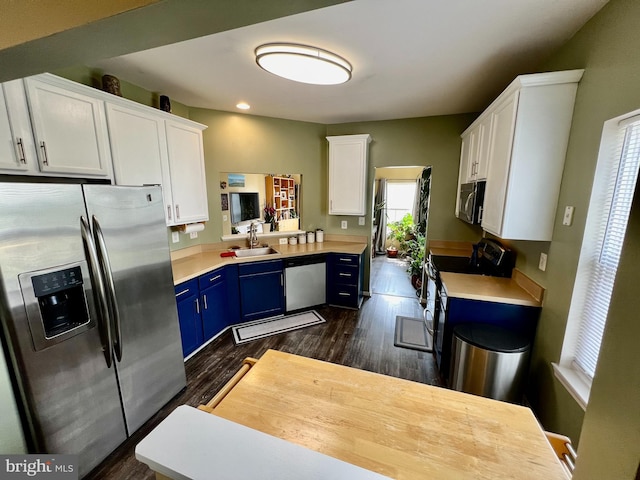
[{"left": 248, "top": 222, "right": 259, "bottom": 248}]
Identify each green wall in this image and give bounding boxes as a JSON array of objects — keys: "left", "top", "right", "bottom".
[{"left": 509, "top": 0, "right": 640, "bottom": 467}]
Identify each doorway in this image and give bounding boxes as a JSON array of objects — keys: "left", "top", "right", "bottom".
[{"left": 371, "top": 166, "right": 431, "bottom": 299}]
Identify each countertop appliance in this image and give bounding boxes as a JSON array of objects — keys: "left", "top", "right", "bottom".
[
  {"left": 284, "top": 254, "right": 326, "bottom": 312},
  {"left": 457, "top": 180, "right": 486, "bottom": 224},
  {"left": 0, "top": 183, "right": 186, "bottom": 477},
  {"left": 425, "top": 239, "right": 515, "bottom": 376}
]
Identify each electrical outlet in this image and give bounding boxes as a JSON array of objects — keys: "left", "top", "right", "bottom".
[
  {"left": 562, "top": 206, "right": 575, "bottom": 226},
  {"left": 539, "top": 252, "right": 548, "bottom": 271},
  {"left": 341, "top": 220, "right": 348, "bottom": 229},
  {"left": 223, "top": 214, "right": 228, "bottom": 222},
  {"left": 171, "top": 231, "right": 179, "bottom": 243},
  {"left": 279, "top": 237, "right": 288, "bottom": 245},
  {"left": 358, "top": 217, "right": 365, "bottom": 226},
  {"left": 189, "top": 231, "right": 198, "bottom": 239}
]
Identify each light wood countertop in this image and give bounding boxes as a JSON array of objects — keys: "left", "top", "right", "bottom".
[
  {"left": 171, "top": 241, "right": 366, "bottom": 285},
  {"left": 440, "top": 270, "right": 543, "bottom": 307},
  {"left": 198, "top": 350, "right": 566, "bottom": 480},
  {"left": 428, "top": 240, "right": 473, "bottom": 258}
]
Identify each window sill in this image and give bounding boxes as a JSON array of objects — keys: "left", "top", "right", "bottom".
[{"left": 552, "top": 363, "right": 590, "bottom": 411}]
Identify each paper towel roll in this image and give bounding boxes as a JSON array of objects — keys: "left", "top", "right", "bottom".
[{"left": 180, "top": 223, "right": 205, "bottom": 234}]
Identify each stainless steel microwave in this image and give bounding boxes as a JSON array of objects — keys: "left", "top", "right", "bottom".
[{"left": 457, "top": 181, "right": 486, "bottom": 224}]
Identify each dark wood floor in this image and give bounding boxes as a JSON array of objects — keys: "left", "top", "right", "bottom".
[{"left": 86, "top": 265, "right": 441, "bottom": 479}]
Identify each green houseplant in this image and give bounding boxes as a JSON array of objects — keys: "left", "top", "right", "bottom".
[
  {"left": 405, "top": 232, "right": 426, "bottom": 289},
  {"left": 386, "top": 213, "right": 415, "bottom": 257}
]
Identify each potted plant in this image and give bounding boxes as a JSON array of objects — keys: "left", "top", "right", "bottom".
[
  {"left": 263, "top": 205, "right": 276, "bottom": 231},
  {"left": 405, "top": 232, "right": 426, "bottom": 289},
  {"left": 386, "top": 213, "right": 415, "bottom": 257}
]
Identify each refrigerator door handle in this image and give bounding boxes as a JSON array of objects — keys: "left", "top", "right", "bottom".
[
  {"left": 92, "top": 215, "right": 123, "bottom": 362},
  {"left": 81, "top": 216, "right": 113, "bottom": 368}
]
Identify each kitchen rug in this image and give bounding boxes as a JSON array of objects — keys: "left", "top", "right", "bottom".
[
  {"left": 394, "top": 315, "right": 432, "bottom": 352},
  {"left": 232, "top": 310, "right": 326, "bottom": 345}
]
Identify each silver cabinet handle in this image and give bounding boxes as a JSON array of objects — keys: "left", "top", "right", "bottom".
[
  {"left": 338, "top": 292, "right": 350, "bottom": 297},
  {"left": 339, "top": 272, "right": 352, "bottom": 277},
  {"left": 195, "top": 298, "right": 200, "bottom": 314},
  {"left": 93, "top": 215, "right": 122, "bottom": 362},
  {"left": 16, "top": 138, "right": 26, "bottom": 164},
  {"left": 176, "top": 288, "right": 190, "bottom": 297},
  {"left": 210, "top": 274, "right": 222, "bottom": 282},
  {"left": 176, "top": 204, "right": 180, "bottom": 219},
  {"left": 203, "top": 294, "right": 208, "bottom": 310},
  {"left": 81, "top": 216, "right": 112, "bottom": 369},
  {"left": 167, "top": 205, "right": 172, "bottom": 221},
  {"left": 339, "top": 258, "right": 353, "bottom": 262},
  {"left": 39, "top": 141, "right": 49, "bottom": 165}
]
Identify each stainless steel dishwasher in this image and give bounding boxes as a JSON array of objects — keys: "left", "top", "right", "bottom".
[{"left": 284, "top": 254, "right": 326, "bottom": 312}]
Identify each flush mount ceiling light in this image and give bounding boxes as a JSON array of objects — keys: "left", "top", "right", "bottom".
[{"left": 255, "top": 43, "right": 352, "bottom": 85}]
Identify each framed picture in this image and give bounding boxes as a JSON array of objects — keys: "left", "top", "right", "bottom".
[
  {"left": 220, "top": 193, "right": 229, "bottom": 211},
  {"left": 228, "top": 174, "right": 245, "bottom": 187}
]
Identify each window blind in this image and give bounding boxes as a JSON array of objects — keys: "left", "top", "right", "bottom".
[{"left": 572, "top": 118, "right": 640, "bottom": 379}]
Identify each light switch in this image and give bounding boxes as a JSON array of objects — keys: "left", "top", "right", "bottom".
[
  {"left": 562, "top": 206, "right": 574, "bottom": 226},
  {"left": 539, "top": 252, "right": 548, "bottom": 271},
  {"left": 223, "top": 214, "right": 228, "bottom": 222},
  {"left": 171, "top": 231, "right": 179, "bottom": 243},
  {"left": 341, "top": 220, "right": 348, "bottom": 229},
  {"left": 358, "top": 217, "right": 365, "bottom": 226}
]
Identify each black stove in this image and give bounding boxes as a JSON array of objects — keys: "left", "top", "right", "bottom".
[{"left": 423, "top": 239, "right": 515, "bottom": 373}]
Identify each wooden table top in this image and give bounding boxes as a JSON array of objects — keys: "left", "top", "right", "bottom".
[{"left": 210, "top": 350, "right": 566, "bottom": 480}]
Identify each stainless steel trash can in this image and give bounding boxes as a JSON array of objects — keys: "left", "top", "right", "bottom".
[{"left": 450, "top": 323, "right": 530, "bottom": 403}]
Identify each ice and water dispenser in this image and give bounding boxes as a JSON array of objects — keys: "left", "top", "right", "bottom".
[{"left": 19, "top": 263, "right": 93, "bottom": 351}]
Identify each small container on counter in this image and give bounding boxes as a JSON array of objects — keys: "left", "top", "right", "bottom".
[
  {"left": 316, "top": 229, "right": 324, "bottom": 242},
  {"left": 289, "top": 236, "right": 297, "bottom": 245},
  {"left": 307, "top": 231, "right": 315, "bottom": 243},
  {"left": 298, "top": 233, "right": 306, "bottom": 244}
]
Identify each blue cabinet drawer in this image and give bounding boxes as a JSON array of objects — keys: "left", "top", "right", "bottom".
[
  {"left": 238, "top": 259, "right": 283, "bottom": 276},
  {"left": 332, "top": 264, "right": 358, "bottom": 285},
  {"left": 174, "top": 278, "right": 198, "bottom": 299},
  {"left": 333, "top": 254, "right": 360, "bottom": 265},
  {"left": 198, "top": 267, "right": 225, "bottom": 290},
  {"left": 327, "top": 283, "right": 359, "bottom": 307}
]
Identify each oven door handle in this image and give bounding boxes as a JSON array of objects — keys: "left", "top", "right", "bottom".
[{"left": 424, "top": 307, "right": 435, "bottom": 336}]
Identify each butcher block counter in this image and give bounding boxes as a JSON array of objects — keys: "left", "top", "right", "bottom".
[
  {"left": 137, "top": 350, "right": 567, "bottom": 480},
  {"left": 440, "top": 269, "right": 544, "bottom": 307},
  {"left": 171, "top": 239, "right": 367, "bottom": 285}
]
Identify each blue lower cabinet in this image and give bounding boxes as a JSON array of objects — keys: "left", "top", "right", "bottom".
[
  {"left": 174, "top": 279, "right": 203, "bottom": 358},
  {"left": 238, "top": 259, "right": 284, "bottom": 322},
  {"left": 199, "top": 268, "right": 228, "bottom": 341},
  {"left": 327, "top": 252, "right": 364, "bottom": 309},
  {"left": 225, "top": 264, "right": 240, "bottom": 325}
]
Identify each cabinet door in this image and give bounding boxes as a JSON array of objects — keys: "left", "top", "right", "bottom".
[
  {"left": 24, "top": 77, "right": 111, "bottom": 177},
  {"left": 175, "top": 282, "right": 203, "bottom": 358},
  {"left": 165, "top": 120, "right": 208, "bottom": 225},
  {"left": 239, "top": 261, "right": 284, "bottom": 322},
  {"left": 481, "top": 92, "right": 519, "bottom": 236},
  {"left": 106, "top": 103, "right": 174, "bottom": 223},
  {"left": 200, "top": 270, "right": 227, "bottom": 340},
  {"left": 0, "top": 81, "right": 37, "bottom": 173},
  {"left": 475, "top": 117, "right": 492, "bottom": 180},
  {"left": 328, "top": 135, "right": 370, "bottom": 216}
]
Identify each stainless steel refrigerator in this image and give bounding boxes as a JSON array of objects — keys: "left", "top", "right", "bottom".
[{"left": 0, "top": 183, "right": 186, "bottom": 477}]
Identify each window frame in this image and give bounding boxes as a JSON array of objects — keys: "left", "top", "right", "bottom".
[{"left": 554, "top": 109, "right": 640, "bottom": 410}]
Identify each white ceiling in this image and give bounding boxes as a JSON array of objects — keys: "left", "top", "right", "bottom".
[{"left": 89, "top": 0, "right": 608, "bottom": 124}]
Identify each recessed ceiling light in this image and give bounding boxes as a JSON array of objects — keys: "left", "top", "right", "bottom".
[
  {"left": 255, "top": 43, "right": 352, "bottom": 85},
  {"left": 236, "top": 102, "right": 251, "bottom": 110}
]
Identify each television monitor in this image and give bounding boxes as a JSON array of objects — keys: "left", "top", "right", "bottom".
[{"left": 229, "top": 192, "right": 261, "bottom": 224}]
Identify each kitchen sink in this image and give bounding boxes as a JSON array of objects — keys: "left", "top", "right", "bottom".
[{"left": 233, "top": 247, "right": 279, "bottom": 258}]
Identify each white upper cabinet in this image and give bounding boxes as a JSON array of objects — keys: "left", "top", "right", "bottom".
[
  {"left": 327, "top": 134, "right": 371, "bottom": 216},
  {"left": 24, "top": 75, "right": 112, "bottom": 178},
  {"left": 106, "top": 103, "right": 174, "bottom": 223},
  {"left": 457, "top": 69, "right": 584, "bottom": 241},
  {"left": 165, "top": 120, "right": 208, "bottom": 226},
  {"left": 0, "top": 80, "right": 38, "bottom": 174}
]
